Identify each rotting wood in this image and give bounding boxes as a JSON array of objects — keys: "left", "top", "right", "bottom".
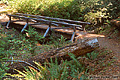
[{"left": 7, "top": 38, "right": 99, "bottom": 74}]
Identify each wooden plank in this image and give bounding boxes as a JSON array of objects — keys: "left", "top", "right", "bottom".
[
  {"left": 29, "top": 23, "right": 45, "bottom": 25},
  {"left": 11, "top": 20, "right": 24, "bottom": 22},
  {"left": 51, "top": 27, "right": 72, "bottom": 29}
]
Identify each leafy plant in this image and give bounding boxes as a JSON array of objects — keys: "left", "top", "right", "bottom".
[
  {"left": 47, "top": 34, "right": 69, "bottom": 48},
  {"left": 86, "top": 51, "right": 99, "bottom": 60},
  {"left": 24, "top": 26, "right": 44, "bottom": 54},
  {"left": 0, "top": 62, "right": 9, "bottom": 79},
  {"left": 3, "top": 0, "right": 97, "bottom": 21},
  {"left": 0, "top": 27, "right": 11, "bottom": 79},
  {"left": 25, "top": 26, "right": 44, "bottom": 40},
  {"left": 8, "top": 53, "right": 88, "bottom": 80}
]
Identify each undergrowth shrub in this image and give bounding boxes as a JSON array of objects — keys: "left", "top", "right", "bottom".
[
  {"left": 25, "top": 26, "right": 44, "bottom": 54},
  {"left": 42, "top": 0, "right": 84, "bottom": 20},
  {"left": 8, "top": 53, "right": 88, "bottom": 80},
  {"left": 86, "top": 51, "right": 99, "bottom": 60},
  {"left": 105, "top": 0, "right": 120, "bottom": 18},
  {"left": 0, "top": 26, "right": 44, "bottom": 78},
  {"left": 2, "top": 0, "right": 120, "bottom": 30},
  {"left": 2, "top": 0, "right": 95, "bottom": 21},
  {"left": 47, "top": 34, "right": 69, "bottom": 48},
  {"left": 0, "top": 26, "right": 44, "bottom": 79},
  {"left": 0, "top": 26, "right": 11, "bottom": 79}
]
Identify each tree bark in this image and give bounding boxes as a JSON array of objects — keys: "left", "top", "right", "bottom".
[{"left": 7, "top": 38, "right": 99, "bottom": 74}]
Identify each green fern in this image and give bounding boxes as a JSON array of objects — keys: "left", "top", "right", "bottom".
[
  {"left": 8, "top": 53, "right": 88, "bottom": 80},
  {"left": 86, "top": 51, "right": 99, "bottom": 60}
]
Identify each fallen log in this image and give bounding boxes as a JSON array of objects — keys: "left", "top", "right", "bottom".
[{"left": 7, "top": 38, "right": 99, "bottom": 74}]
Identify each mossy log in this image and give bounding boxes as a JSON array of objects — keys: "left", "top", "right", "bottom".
[{"left": 7, "top": 38, "right": 99, "bottom": 74}]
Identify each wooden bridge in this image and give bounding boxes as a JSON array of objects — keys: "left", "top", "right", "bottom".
[{"left": 6, "top": 13, "right": 90, "bottom": 42}]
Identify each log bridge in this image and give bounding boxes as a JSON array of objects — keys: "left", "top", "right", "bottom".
[{"left": 6, "top": 13, "right": 90, "bottom": 42}]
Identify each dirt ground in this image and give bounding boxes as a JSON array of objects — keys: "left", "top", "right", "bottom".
[
  {"left": 77, "top": 32, "right": 120, "bottom": 78},
  {"left": 98, "top": 37, "right": 120, "bottom": 75}
]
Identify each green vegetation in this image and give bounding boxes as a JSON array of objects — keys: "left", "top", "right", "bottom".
[
  {"left": 2, "top": 0, "right": 120, "bottom": 23},
  {"left": 0, "top": 25, "right": 111, "bottom": 79},
  {"left": 0, "top": 26, "right": 11, "bottom": 79},
  {"left": 5, "top": 48, "right": 113, "bottom": 80},
  {"left": 0, "top": 0, "right": 120, "bottom": 79},
  {"left": 0, "top": 25, "right": 71, "bottom": 79},
  {"left": 8, "top": 53, "right": 87, "bottom": 80},
  {"left": 1, "top": 0, "right": 120, "bottom": 31},
  {"left": 86, "top": 51, "right": 99, "bottom": 60}
]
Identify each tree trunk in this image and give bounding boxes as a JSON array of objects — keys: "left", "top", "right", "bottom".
[{"left": 7, "top": 38, "right": 99, "bottom": 74}]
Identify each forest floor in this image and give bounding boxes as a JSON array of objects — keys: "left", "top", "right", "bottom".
[
  {"left": 77, "top": 32, "right": 120, "bottom": 79},
  {"left": 0, "top": 4, "right": 120, "bottom": 79},
  {"left": 97, "top": 37, "right": 120, "bottom": 77}
]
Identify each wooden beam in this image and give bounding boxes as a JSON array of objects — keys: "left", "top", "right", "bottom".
[
  {"left": 16, "top": 13, "right": 90, "bottom": 25},
  {"left": 7, "top": 14, "right": 82, "bottom": 27},
  {"left": 51, "top": 27, "right": 72, "bottom": 30}
]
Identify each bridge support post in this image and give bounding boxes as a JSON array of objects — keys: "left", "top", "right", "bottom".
[
  {"left": 70, "top": 26, "right": 76, "bottom": 43},
  {"left": 6, "top": 16, "right": 11, "bottom": 28},
  {"left": 82, "top": 24, "right": 86, "bottom": 31},
  {"left": 21, "top": 18, "right": 28, "bottom": 33},
  {"left": 43, "top": 22, "right": 51, "bottom": 37}
]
